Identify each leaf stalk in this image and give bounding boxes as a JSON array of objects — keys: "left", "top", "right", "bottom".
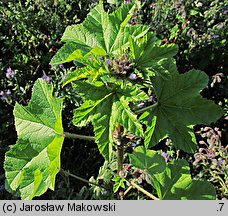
[
  {"left": 63, "top": 132, "right": 95, "bottom": 141},
  {"left": 60, "top": 169, "right": 108, "bottom": 190},
  {"left": 135, "top": 102, "right": 158, "bottom": 114}
]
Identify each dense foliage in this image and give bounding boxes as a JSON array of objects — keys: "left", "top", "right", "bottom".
[{"left": 0, "top": 0, "right": 227, "bottom": 200}]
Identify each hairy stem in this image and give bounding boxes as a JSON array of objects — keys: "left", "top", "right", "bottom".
[
  {"left": 60, "top": 169, "right": 108, "bottom": 190},
  {"left": 135, "top": 102, "right": 158, "bottom": 114},
  {"left": 63, "top": 132, "right": 95, "bottom": 141},
  {"left": 127, "top": 180, "right": 160, "bottom": 200},
  {"left": 117, "top": 145, "right": 124, "bottom": 174}
]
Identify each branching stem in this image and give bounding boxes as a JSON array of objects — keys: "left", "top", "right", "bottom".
[{"left": 63, "top": 132, "right": 95, "bottom": 141}]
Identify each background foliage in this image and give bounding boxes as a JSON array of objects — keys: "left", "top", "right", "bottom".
[{"left": 0, "top": 0, "right": 227, "bottom": 199}]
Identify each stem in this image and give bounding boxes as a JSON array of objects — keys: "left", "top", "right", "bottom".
[
  {"left": 127, "top": 180, "right": 160, "bottom": 200},
  {"left": 117, "top": 145, "right": 124, "bottom": 174},
  {"left": 124, "top": 186, "right": 133, "bottom": 196},
  {"left": 63, "top": 132, "right": 95, "bottom": 141},
  {"left": 135, "top": 102, "right": 158, "bottom": 114},
  {"left": 60, "top": 169, "right": 108, "bottom": 190}
]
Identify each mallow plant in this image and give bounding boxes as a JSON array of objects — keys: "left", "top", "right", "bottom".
[{"left": 4, "top": 2, "right": 223, "bottom": 200}]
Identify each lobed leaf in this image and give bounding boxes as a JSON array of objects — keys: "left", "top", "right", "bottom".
[
  {"left": 50, "top": 2, "right": 149, "bottom": 65},
  {"left": 4, "top": 79, "right": 64, "bottom": 200},
  {"left": 130, "top": 32, "right": 178, "bottom": 69},
  {"left": 73, "top": 81, "right": 149, "bottom": 161},
  {"left": 141, "top": 70, "right": 224, "bottom": 152},
  {"left": 154, "top": 159, "right": 216, "bottom": 200}
]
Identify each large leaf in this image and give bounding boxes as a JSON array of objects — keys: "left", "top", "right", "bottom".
[
  {"left": 154, "top": 159, "right": 216, "bottom": 200},
  {"left": 141, "top": 70, "right": 224, "bottom": 152},
  {"left": 73, "top": 81, "right": 148, "bottom": 161},
  {"left": 4, "top": 79, "right": 64, "bottom": 200},
  {"left": 50, "top": 3, "right": 149, "bottom": 65}
]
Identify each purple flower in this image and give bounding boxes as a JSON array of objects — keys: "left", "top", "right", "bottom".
[
  {"left": 125, "top": 0, "right": 131, "bottom": 3},
  {"left": 131, "top": 143, "right": 137, "bottom": 148},
  {"left": 6, "top": 67, "right": 15, "bottom": 78},
  {"left": 0, "top": 90, "right": 5, "bottom": 101},
  {"left": 62, "top": 74, "right": 67, "bottom": 80},
  {"left": 41, "top": 74, "right": 51, "bottom": 83},
  {"left": 106, "top": 59, "right": 112, "bottom": 66},
  {"left": 6, "top": 89, "right": 11, "bottom": 96},
  {"left": 162, "top": 152, "right": 169, "bottom": 162},
  {"left": 0, "top": 185, "right": 4, "bottom": 191},
  {"left": 0, "top": 90, "right": 11, "bottom": 101},
  {"left": 211, "top": 35, "right": 219, "bottom": 39},
  {"left": 137, "top": 103, "right": 145, "bottom": 108},
  {"left": 211, "top": 158, "right": 217, "bottom": 163},
  {"left": 222, "top": 6, "right": 227, "bottom": 14},
  {"left": 99, "top": 56, "right": 104, "bottom": 61},
  {"left": 59, "top": 64, "right": 64, "bottom": 68},
  {"left": 128, "top": 73, "right": 138, "bottom": 80},
  {"left": 89, "top": 57, "right": 93, "bottom": 61},
  {"left": 218, "top": 160, "right": 224, "bottom": 166}
]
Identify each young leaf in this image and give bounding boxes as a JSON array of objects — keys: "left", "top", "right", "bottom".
[
  {"left": 4, "top": 79, "right": 64, "bottom": 200},
  {"left": 73, "top": 81, "right": 148, "bottom": 161},
  {"left": 50, "top": 2, "right": 149, "bottom": 65},
  {"left": 130, "top": 32, "right": 178, "bottom": 68},
  {"left": 63, "top": 66, "right": 100, "bottom": 87},
  {"left": 113, "top": 175, "right": 126, "bottom": 193},
  {"left": 154, "top": 159, "right": 216, "bottom": 200},
  {"left": 141, "top": 70, "right": 224, "bottom": 152}
]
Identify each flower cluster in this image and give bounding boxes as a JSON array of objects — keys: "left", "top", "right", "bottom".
[
  {"left": 111, "top": 54, "right": 134, "bottom": 77},
  {"left": 113, "top": 125, "right": 140, "bottom": 153},
  {"left": 41, "top": 74, "right": 51, "bottom": 83},
  {"left": 121, "top": 164, "right": 152, "bottom": 185},
  {"left": 193, "top": 126, "right": 227, "bottom": 197},
  {"left": 6, "top": 67, "right": 15, "bottom": 79},
  {"left": 0, "top": 89, "right": 11, "bottom": 101},
  {"left": 193, "top": 127, "right": 227, "bottom": 168}
]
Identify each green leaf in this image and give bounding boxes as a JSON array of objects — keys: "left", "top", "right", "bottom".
[
  {"left": 51, "top": 3, "right": 149, "bottom": 65},
  {"left": 128, "top": 146, "right": 166, "bottom": 175},
  {"left": 50, "top": 42, "right": 88, "bottom": 65},
  {"left": 141, "top": 70, "right": 224, "bottom": 152},
  {"left": 130, "top": 32, "right": 178, "bottom": 68},
  {"left": 145, "top": 58, "right": 178, "bottom": 80},
  {"left": 113, "top": 175, "right": 126, "bottom": 193},
  {"left": 73, "top": 81, "right": 148, "bottom": 161},
  {"left": 154, "top": 159, "right": 216, "bottom": 200},
  {"left": 190, "top": 9, "right": 199, "bottom": 16},
  {"left": 4, "top": 79, "right": 64, "bottom": 200},
  {"left": 63, "top": 66, "right": 102, "bottom": 87}
]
